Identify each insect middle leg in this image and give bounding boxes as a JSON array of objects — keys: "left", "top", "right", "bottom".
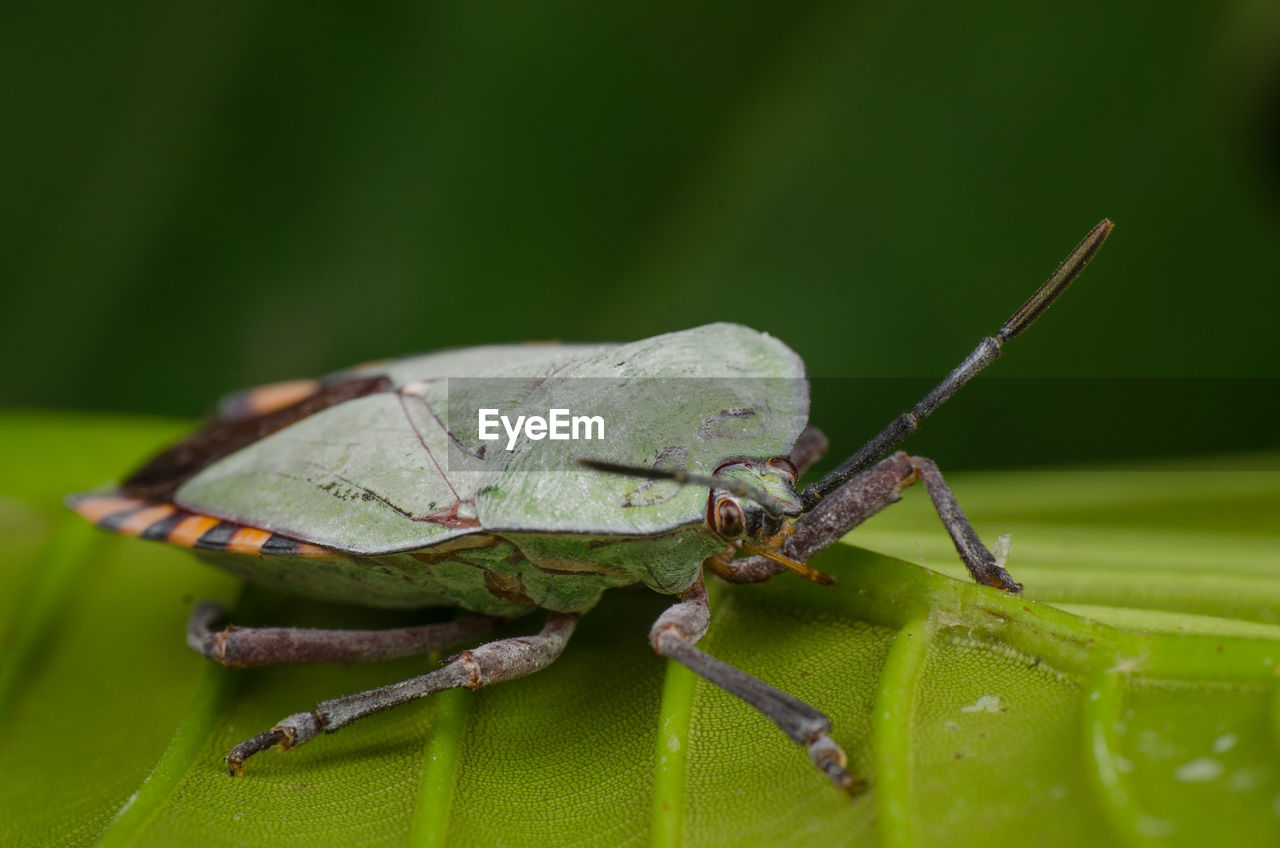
[
  {"left": 187, "top": 600, "right": 508, "bottom": 668},
  {"left": 225, "top": 611, "right": 578, "bottom": 775},
  {"left": 718, "top": 452, "right": 1020, "bottom": 593},
  {"left": 650, "top": 578, "right": 862, "bottom": 793}
]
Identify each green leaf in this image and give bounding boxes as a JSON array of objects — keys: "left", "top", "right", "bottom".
[{"left": 2, "top": 412, "right": 1279, "bottom": 847}]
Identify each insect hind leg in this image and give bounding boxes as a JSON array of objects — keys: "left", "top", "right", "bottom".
[
  {"left": 650, "top": 578, "right": 863, "bottom": 794},
  {"left": 186, "top": 601, "right": 507, "bottom": 668},
  {"left": 225, "top": 612, "right": 578, "bottom": 775}
]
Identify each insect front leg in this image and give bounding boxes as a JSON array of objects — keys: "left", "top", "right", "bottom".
[
  {"left": 722, "top": 452, "right": 1020, "bottom": 593},
  {"left": 650, "top": 578, "right": 862, "bottom": 794},
  {"left": 225, "top": 611, "right": 579, "bottom": 775},
  {"left": 187, "top": 601, "right": 508, "bottom": 668}
]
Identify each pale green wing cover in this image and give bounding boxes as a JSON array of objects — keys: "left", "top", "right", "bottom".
[
  {"left": 475, "top": 323, "right": 809, "bottom": 535},
  {"left": 174, "top": 325, "right": 806, "bottom": 553},
  {"left": 174, "top": 343, "right": 611, "bottom": 554}
]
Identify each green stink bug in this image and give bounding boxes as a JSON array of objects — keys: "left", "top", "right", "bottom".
[{"left": 68, "top": 220, "right": 1112, "bottom": 790}]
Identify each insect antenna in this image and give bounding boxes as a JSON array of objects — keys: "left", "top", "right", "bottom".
[
  {"left": 576, "top": 459, "right": 791, "bottom": 516},
  {"left": 801, "top": 218, "right": 1114, "bottom": 510}
]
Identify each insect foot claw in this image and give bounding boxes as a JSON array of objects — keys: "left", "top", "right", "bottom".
[
  {"left": 808, "top": 734, "right": 867, "bottom": 796},
  {"left": 224, "top": 712, "right": 322, "bottom": 776},
  {"left": 974, "top": 565, "right": 1022, "bottom": 595},
  {"left": 225, "top": 729, "right": 288, "bottom": 776},
  {"left": 992, "top": 570, "right": 1023, "bottom": 595}
]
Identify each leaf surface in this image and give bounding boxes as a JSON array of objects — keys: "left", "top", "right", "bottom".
[{"left": 2, "top": 413, "right": 1279, "bottom": 847}]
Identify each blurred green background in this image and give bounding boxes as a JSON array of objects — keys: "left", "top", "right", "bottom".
[{"left": 3, "top": 1, "right": 1279, "bottom": 470}]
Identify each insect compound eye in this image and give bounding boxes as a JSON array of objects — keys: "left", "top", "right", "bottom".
[
  {"left": 714, "top": 498, "right": 747, "bottom": 539},
  {"left": 765, "top": 456, "right": 798, "bottom": 482}
]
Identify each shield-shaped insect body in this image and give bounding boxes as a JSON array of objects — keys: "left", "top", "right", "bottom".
[{"left": 70, "top": 220, "right": 1112, "bottom": 788}]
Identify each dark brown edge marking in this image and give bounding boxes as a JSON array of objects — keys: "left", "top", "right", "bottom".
[
  {"left": 261, "top": 534, "right": 302, "bottom": 556},
  {"left": 139, "top": 509, "right": 190, "bottom": 541},
  {"left": 122, "top": 373, "right": 394, "bottom": 501},
  {"left": 194, "top": 522, "right": 239, "bottom": 551},
  {"left": 113, "top": 504, "right": 178, "bottom": 537},
  {"left": 97, "top": 504, "right": 152, "bottom": 532}
]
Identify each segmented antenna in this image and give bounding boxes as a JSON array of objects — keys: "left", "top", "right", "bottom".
[{"left": 801, "top": 219, "right": 1113, "bottom": 508}]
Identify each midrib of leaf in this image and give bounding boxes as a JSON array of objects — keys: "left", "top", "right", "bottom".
[
  {"left": 648, "top": 577, "right": 734, "bottom": 848},
  {"left": 1050, "top": 604, "right": 1280, "bottom": 640},
  {"left": 649, "top": 655, "right": 698, "bottom": 848},
  {"left": 1084, "top": 670, "right": 1147, "bottom": 847},
  {"left": 93, "top": 585, "right": 248, "bottom": 848},
  {"left": 411, "top": 687, "right": 473, "bottom": 847},
  {"left": 999, "top": 567, "right": 1280, "bottom": 626},
  {"left": 860, "top": 562, "right": 1280, "bottom": 683},
  {"left": 761, "top": 545, "right": 1280, "bottom": 846},
  {"left": 95, "top": 660, "right": 238, "bottom": 848},
  {"left": 872, "top": 616, "right": 933, "bottom": 848}
]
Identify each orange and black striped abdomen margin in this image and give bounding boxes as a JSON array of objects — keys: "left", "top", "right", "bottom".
[{"left": 66, "top": 493, "right": 337, "bottom": 558}]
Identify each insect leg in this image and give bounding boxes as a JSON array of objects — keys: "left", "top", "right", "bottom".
[
  {"left": 224, "top": 612, "right": 578, "bottom": 775},
  {"left": 650, "top": 578, "right": 862, "bottom": 794},
  {"left": 722, "top": 452, "right": 1020, "bottom": 593},
  {"left": 186, "top": 601, "right": 507, "bottom": 668},
  {"left": 906, "top": 456, "right": 1020, "bottom": 592},
  {"left": 789, "top": 425, "right": 829, "bottom": 477}
]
